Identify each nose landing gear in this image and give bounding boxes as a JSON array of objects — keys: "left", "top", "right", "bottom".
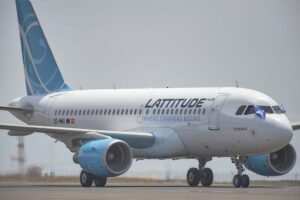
[
  {"left": 231, "top": 156, "right": 250, "bottom": 188},
  {"left": 186, "top": 157, "right": 213, "bottom": 187}
]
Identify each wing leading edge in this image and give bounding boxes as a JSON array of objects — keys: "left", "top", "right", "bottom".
[{"left": 0, "top": 123, "right": 155, "bottom": 149}]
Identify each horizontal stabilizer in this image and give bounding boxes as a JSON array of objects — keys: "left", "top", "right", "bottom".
[{"left": 0, "top": 106, "right": 32, "bottom": 112}]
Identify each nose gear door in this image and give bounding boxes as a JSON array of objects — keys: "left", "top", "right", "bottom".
[{"left": 209, "top": 94, "right": 229, "bottom": 131}]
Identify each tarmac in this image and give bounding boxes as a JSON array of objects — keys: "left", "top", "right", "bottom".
[{"left": 0, "top": 181, "right": 299, "bottom": 200}]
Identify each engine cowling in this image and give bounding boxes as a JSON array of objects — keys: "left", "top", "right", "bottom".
[
  {"left": 244, "top": 144, "right": 296, "bottom": 176},
  {"left": 78, "top": 139, "right": 132, "bottom": 177}
]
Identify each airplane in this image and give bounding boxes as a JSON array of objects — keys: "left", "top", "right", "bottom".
[{"left": 0, "top": 0, "right": 299, "bottom": 188}]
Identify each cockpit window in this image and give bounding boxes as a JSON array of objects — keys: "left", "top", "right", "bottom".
[
  {"left": 258, "top": 106, "right": 274, "bottom": 114},
  {"left": 272, "top": 106, "right": 283, "bottom": 114},
  {"left": 236, "top": 105, "right": 246, "bottom": 115},
  {"left": 244, "top": 105, "right": 254, "bottom": 115}
]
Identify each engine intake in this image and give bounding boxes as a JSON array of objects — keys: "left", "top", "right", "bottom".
[
  {"left": 244, "top": 144, "right": 296, "bottom": 176},
  {"left": 78, "top": 139, "right": 132, "bottom": 177}
]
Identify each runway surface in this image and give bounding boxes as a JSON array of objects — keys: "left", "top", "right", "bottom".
[{"left": 0, "top": 182, "right": 299, "bottom": 200}]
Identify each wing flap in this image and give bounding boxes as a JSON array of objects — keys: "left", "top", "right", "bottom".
[{"left": 0, "top": 123, "right": 154, "bottom": 149}]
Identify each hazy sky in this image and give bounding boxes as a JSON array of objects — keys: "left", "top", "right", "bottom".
[{"left": 0, "top": 0, "right": 299, "bottom": 181}]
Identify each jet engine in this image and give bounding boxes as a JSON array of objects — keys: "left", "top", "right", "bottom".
[
  {"left": 244, "top": 144, "right": 296, "bottom": 176},
  {"left": 78, "top": 139, "right": 132, "bottom": 177}
]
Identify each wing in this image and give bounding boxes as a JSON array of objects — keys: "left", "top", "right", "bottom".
[
  {"left": 292, "top": 122, "right": 300, "bottom": 131},
  {"left": 0, "top": 123, "right": 154, "bottom": 149}
]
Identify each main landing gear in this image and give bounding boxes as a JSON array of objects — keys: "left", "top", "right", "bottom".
[
  {"left": 187, "top": 157, "right": 213, "bottom": 187},
  {"left": 80, "top": 170, "right": 107, "bottom": 187},
  {"left": 231, "top": 156, "right": 250, "bottom": 188}
]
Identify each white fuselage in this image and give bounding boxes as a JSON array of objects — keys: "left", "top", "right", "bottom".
[{"left": 10, "top": 87, "right": 293, "bottom": 159}]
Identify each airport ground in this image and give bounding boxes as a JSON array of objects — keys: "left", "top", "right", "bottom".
[{"left": 0, "top": 176, "right": 300, "bottom": 200}]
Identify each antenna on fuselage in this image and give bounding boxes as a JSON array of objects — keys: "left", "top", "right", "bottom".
[
  {"left": 113, "top": 83, "right": 117, "bottom": 89},
  {"left": 235, "top": 80, "right": 239, "bottom": 88}
]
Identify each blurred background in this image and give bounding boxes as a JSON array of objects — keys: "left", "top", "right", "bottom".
[{"left": 0, "top": 0, "right": 299, "bottom": 182}]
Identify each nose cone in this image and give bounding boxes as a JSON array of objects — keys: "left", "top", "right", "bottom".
[{"left": 269, "top": 115, "right": 293, "bottom": 149}]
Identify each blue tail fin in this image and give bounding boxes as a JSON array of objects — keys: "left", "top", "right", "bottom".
[{"left": 16, "top": 0, "right": 71, "bottom": 96}]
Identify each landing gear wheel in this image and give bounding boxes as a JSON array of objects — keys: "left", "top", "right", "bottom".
[
  {"left": 187, "top": 168, "right": 200, "bottom": 186},
  {"left": 241, "top": 174, "right": 250, "bottom": 188},
  {"left": 94, "top": 176, "right": 107, "bottom": 187},
  {"left": 233, "top": 175, "right": 242, "bottom": 188},
  {"left": 200, "top": 168, "right": 213, "bottom": 187},
  {"left": 80, "top": 171, "right": 94, "bottom": 187}
]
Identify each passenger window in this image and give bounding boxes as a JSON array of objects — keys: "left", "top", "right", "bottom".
[
  {"left": 125, "top": 109, "right": 128, "bottom": 115},
  {"left": 244, "top": 106, "right": 254, "bottom": 115},
  {"left": 83, "top": 110, "right": 86, "bottom": 115},
  {"left": 162, "top": 109, "right": 165, "bottom": 115},
  {"left": 202, "top": 109, "right": 206, "bottom": 115},
  {"left": 91, "top": 110, "right": 94, "bottom": 115},
  {"left": 79, "top": 110, "right": 82, "bottom": 115},
  {"left": 99, "top": 110, "right": 102, "bottom": 115},
  {"left": 121, "top": 109, "right": 124, "bottom": 115},
  {"left": 104, "top": 110, "right": 107, "bottom": 115},
  {"left": 198, "top": 109, "right": 201, "bottom": 115},
  {"left": 117, "top": 109, "right": 120, "bottom": 115},
  {"left": 180, "top": 109, "right": 183, "bottom": 115},
  {"left": 58, "top": 110, "right": 61, "bottom": 116},
  {"left": 236, "top": 105, "right": 246, "bottom": 115},
  {"left": 139, "top": 109, "right": 142, "bottom": 115},
  {"left": 108, "top": 109, "right": 111, "bottom": 115},
  {"left": 189, "top": 109, "right": 192, "bottom": 115},
  {"left": 193, "top": 109, "right": 197, "bottom": 115},
  {"left": 171, "top": 109, "right": 174, "bottom": 115},
  {"left": 184, "top": 109, "right": 187, "bottom": 115},
  {"left": 62, "top": 110, "right": 65, "bottom": 115},
  {"left": 166, "top": 109, "right": 169, "bottom": 115},
  {"left": 134, "top": 109, "right": 137, "bottom": 115},
  {"left": 74, "top": 110, "right": 77, "bottom": 116},
  {"left": 153, "top": 109, "right": 156, "bottom": 115},
  {"left": 87, "top": 110, "right": 90, "bottom": 115},
  {"left": 146, "top": 109, "right": 149, "bottom": 115},
  {"left": 95, "top": 110, "right": 98, "bottom": 115},
  {"left": 157, "top": 109, "right": 160, "bottom": 115},
  {"left": 66, "top": 110, "right": 69, "bottom": 115},
  {"left": 130, "top": 109, "right": 133, "bottom": 115},
  {"left": 175, "top": 109, "right": 178, "bottom": 115},
  {"left": 54, "top": 110, "right": 57, "bottom": 116}
]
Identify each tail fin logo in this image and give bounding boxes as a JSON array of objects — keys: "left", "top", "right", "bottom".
[{"left": 16, "top": 0, "right": 71, "bottom": 96}]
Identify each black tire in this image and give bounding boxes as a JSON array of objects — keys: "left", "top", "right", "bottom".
[
  {"left": 187, "top": 168, "right": 200, "bottom": 186},
  {"left": 241, "top": 174, "right": 250, "bottom": 188},
  {"left": 80, "top": 171, "right": 94, "bottom": 187},
  {"left": 94, "top": 176, "right": 107, "bottom": 187},
  {"left": 233, "top": 175, "right": 242, "bottom": 188},
  {"left": 200, "top": 168, "right": 213, "bottom": 187}
]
